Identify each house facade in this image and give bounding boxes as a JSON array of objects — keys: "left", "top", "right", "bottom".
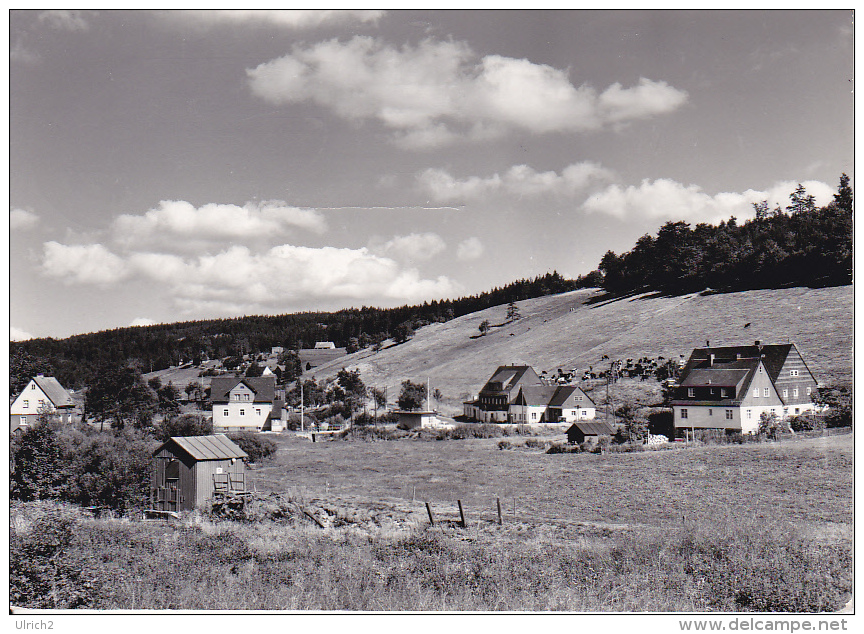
[
  {"left": 510, "top": 385, "right": 596, "bottom": 424},
  {"left": 671, "top": 341, "right": 819, "bottom": 435},
  {"left": 463, "top": 365, "right": 543, "bottom": 422},
  {"left": 10, "top": 375, "right": 76, "bottom": 432},
  {"left": 210, "top": 376, "right": 277, "bottom": 432}
]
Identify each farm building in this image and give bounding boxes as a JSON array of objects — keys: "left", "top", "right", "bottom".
[
  {"left": 566, "top": 421, "right": 615, "bottom": 444},
  {"left": 10, "top": 374, "right": 76, "bottom": 432},
  {"left": 671, "top": 341, "right": 820, "bottom": 435},
  {"left": 151, "top": 435, "right": 248, "bottom": 512}
]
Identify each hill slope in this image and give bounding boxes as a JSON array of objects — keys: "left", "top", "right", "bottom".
[{"left": 306, "top": 286, "right": 852, "bottom": 414}]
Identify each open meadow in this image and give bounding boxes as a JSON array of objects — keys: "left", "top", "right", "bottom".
[{"left": 12, "top": 431, "right": 852, "bottom": 611}]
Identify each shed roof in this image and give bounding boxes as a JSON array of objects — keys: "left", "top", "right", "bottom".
[
  {"left": 32, "top": 376, "right": 75, "bottom": 408},
  {"left": 154, "top": 434, "right": 248, "bottom": 460},
  {"left": 567, "top": 421, "right": 615, "bottom": 436}
]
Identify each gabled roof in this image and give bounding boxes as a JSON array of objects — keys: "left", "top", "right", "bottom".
[
  {"left": 516, "top": 386, "right": 559, "bottom": 407},
  {"left": 567, "top": 421, "right": 615, "bottom": 436},
  {"left": 548, "top": 385, "right": 596, "bottom": 408},
  {"left": 209, "top": 376, "right": 276, "bottom": 403},
  {"left": 31, "top": 376, "right": 74, "bottom": 408},
  {"left": 682, "top": 344, "right": 799, "bottom": 383},
  {"left": 481, "top": 365, "right": 539, "bottom": 394},
  {"left": 154, "top": 434, "right": 248, "bottom": 460},
  {"left": 679, "top": 367, "right": 751, "bottom": 388}
]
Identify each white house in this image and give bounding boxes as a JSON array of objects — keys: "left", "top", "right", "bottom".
[
  {"left": 209, "top": 376, "right": 277, "bottom": 432},
  {"left": 11, "top": 375, "right": 76, "bottom": 432},
  {"left": 671, "top": 341, "right": 820, "bottom": 435},
  {"left": 510, "top": 385, "right": 596, "bottom": 424}
]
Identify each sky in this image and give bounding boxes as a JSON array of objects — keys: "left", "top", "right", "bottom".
[{"left": 7, "top": 9, "right": 854, "bottom": 340}]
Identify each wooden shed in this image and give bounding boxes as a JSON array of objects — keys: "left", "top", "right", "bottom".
[
  {"left": 151, "top": 435, "right": 248, "bottom": 512},
  {"left": 566, "top": 421, "right": 615, "bottom": 445}
]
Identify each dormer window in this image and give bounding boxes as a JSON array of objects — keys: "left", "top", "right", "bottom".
[
  {"left": 687, "top": 388, "right": 695, "bottom": 398},
  {"left": 721, "top": 388, "right": 729, "bottom": 398}
]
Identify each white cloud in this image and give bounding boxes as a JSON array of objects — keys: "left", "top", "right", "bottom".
[
  {"left": 582, "top": 179, "right": 835, "bottom": 224},
  {"left": 10, "top": 40, "right": 39, "bottom": 64},
  {"left": 371, "top": 233, "right": 447, "bottom": 262},
  {"left": 11, "top": 326, "right": 33, "bottom": 342},
  {"left": 172, "top": 10, "right": 384, "bottom": 29},
  {"left": 457, "top": 237, "right": 485, "bottom": 261},
  {"left": 247, "top": 36, "right": 688, "bottom": 148},
  {"left": 10, "top": 208, "right": 40, "bottom": 230},
  {"left": 113, "top": 200, "right": 326, "bottom": 251},
  {"left": 129, "top": 318, "right": 156, "bottom": 327},
  {"left": 38, "top": 10, "right": 90, "bottom": 31},
  {"left": 42, "top": 242, "right": 129, "bottom": 284},
  {"left": 419, "top": 162, "right": 613, "bottom": 202}
]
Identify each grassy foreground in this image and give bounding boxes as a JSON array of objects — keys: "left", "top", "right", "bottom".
[{"left": 10, "top": 433, "right": 852, "bottom": 612}]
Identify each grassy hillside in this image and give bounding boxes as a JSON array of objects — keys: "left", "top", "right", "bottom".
[{"left": 307, "top": 285, "right": 852, "bottom": 415}]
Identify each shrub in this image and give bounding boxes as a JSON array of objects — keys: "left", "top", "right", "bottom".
[
  {"left": 788, "top": 414, "right": 825, "bottom": 432},
  {"left": 546, "top": 443, "right": 579, "bottom": 454},
  {"left": 228, "top": 432, "right": 277, "bottom": 463},
  {"left": 10, "top": 504, "right": 98, "bottom": 609},
  {"left": 524, "top": 438, "right": 547, "bottom": 450},
  {"left": 497, "top": 440, "right": 512, "bottom": 450},
  {"left": 155, "top": 414, "right": 213, "bottom": 441}
]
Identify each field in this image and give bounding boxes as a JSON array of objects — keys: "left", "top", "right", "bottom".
[
  {"left": 307, "top": 285, "right": 852, "bottom": 416},
  {"left": 12, "top": 431, "right": 850, "bottom": 611}
]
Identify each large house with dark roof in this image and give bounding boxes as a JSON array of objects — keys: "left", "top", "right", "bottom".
[
  {"left": 463, "top": 365, "right": 543, "bottom": 422},
  {"left": 671, "top": 341, "right": 820, "bottom": 434},
  {"left": 511, "top": 384, "right": 596, "bottom": 423},
  {"left": 10, "top": 375, "right": 76, "bottom": 432},
  {"left": 209, "top": 376, "right": 278, "bottom": 432}
]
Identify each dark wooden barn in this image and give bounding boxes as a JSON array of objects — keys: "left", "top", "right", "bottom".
[
  {"left": 151, "top": 435, "right": 248, "bottom": 512},
  {"left": 566, "top": 421, "right": 615, "bottom": 445}
]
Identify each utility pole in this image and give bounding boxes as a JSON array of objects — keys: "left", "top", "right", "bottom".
[{"left": 300, "top": 378, "right": 304, "bottom": 432}]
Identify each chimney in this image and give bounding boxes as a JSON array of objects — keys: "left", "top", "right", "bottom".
[
  {"left": 754, "top": 340, "right": 761, "bottom": 346},
  {"left": 709, "top": 353, "right": 715, "bottom": 366},
  {"left": 706, "top": 340, "right": 710, "bottom": 347}
]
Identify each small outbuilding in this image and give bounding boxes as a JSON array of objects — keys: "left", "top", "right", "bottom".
[
  {"left": 151, "top": 435, "right": 248, "bottom": 512},
  {"left": 566, "top": 421, "right": 615, "bottom": 445},
  {"left": 395, "top": 410, "right": 437, "bottom": 430}
]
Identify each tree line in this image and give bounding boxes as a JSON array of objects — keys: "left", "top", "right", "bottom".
[{"left": 598, "top": 176, "right": 852, "bottom": 296}]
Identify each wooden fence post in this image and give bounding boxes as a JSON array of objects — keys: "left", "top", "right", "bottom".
[
  {"left": 457, "top": 499, "right": 467, "bottom": 528},
  {"left": 426, "top": 502, "right": 435, "bottom": 526},
  {"left": 497, "top": 497, "right": 503, "bottom": 525}
]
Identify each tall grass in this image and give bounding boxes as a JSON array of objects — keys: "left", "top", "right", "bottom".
[{"left": 10, "top": 501, "right": 851, "bottom": 612}]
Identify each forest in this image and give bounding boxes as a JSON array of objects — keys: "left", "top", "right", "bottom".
[{"left": 10, "top": 175, "right": 852, "bottom": 392}]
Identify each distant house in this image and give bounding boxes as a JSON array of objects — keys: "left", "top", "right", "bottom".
[
  {"left": 314, "top": 341, "right": 336, "bottom": 349},
  {"left": 151, "top": 435, "right": 248, "bottom": 512},
  {"left": 510, "top": 385, "right": 596, "bottom": 424},
  {"left": 271, "top": 346, "right": 284, "bottom": 355},
  {"left": 10, "top": 375, "right": 76, "bottom": 432},
  {"left": 210, "top": 376, "right": 277, "bottom": 432},
  {"left": 567, "top": 421, "right": 615, "bottom": 444},
  {"left": 671, "top": 341, "right": 820, "bottom": 435},
  {"left": 463, "top": 365, "right": 543, "bottom": 422}
]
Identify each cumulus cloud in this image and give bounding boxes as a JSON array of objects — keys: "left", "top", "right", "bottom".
[
  {"left": 41, "top": 242, "right": 459, "bottom": 315},
  {"left": 38, "top": 10, "right": 91, "bottom": 31},
  {"left": 129, "top": 318, "right": 157, "bottom": 327},
  {"left": 457, "top": 238, "right": 485, "bottom": 261},
  {"left": 171, "top": 10, "right": 384, "bottom": 29},
  {"left": 42, "top": 242, "right": 129, "bottom": 284},
  {"left": 582, "top": 179, "right": 835, "bottom": 224},
  {"left": 113, "top": 200, "right": 326, "bottom": 251},
  {"left": 246, "top": 36, "right": 688, "bottom": 148},
  {"left": 371, "top": 233, "right": 447, "bottom": 262},
  {"left": 419, "top": 162, "right": 612, "bottom": 202},
  {"left": 11, "top": 326, "right": 33, "bottom": 342},
  {"left": 10, "top": 208, "right": 40, "bottom": 230}
]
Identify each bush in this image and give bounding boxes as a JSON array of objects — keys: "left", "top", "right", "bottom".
[
  {"left": 524, "top": 438, "right": 547, "bottom": 450},
  {"left": 155, "top": 414, "right": 213, "bottom": 441},
  {"left": 227, "top": 432, "right": 278, "bottom": 463},
  {"left": 10, "top": 504, "right": 98, "bottom": 608},
  {"left": 497, "top": 440, "right": 512, "bottom": 450},
  {"left": 546, "top": 442, "right": 579, "bottom": 454},
  {"left": 788, "top": 414, "right": 825, "bottom": 432}
]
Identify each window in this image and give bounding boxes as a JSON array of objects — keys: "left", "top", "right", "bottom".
[
  {"left": 38, "top": 400, "right": 45, "bottom": 408},
  {"left": 223, "top": 410, "right": 229, "bottom": 417},
  {"left": 708, "top": 409, "right": 713, "bottom": 416},
  {"left": 710, "top": 388, "right": 716, "bottom": 395},
  {"left": 575, "top": 395, "right": 582, "bottom": 401},
  {"left": 233, "top": 394, "right": 240, "bottom": 401},
  {"left": 680, "top": 409, "right": 688, "bottom": 419},
  {"left": 240, "top": 409, "right": 245, "bottom": 416},
  {"left": 795, "top": 408, "right": 800, "bottom": 415},
  {"left": 22, "top": 400, "right": 29, "bottom": 409},
  {"left": 531, "top": 412, "right": 537, "bottom": 420},
  {"left": 31, "top": 384, "right": 36, "bottom": 390},
  {"left": 782, "top": 389, "right": 788, "bottom": 398},
  {"left": 753, "top": 388, "right": 759, "bottom": 398},
  {"left": 20, "top": 416, "right": 27, "bottom": 425},
  {"left": 806, "top": 387, "right": 811, "bottom": 395},
  {"left": 725, "top": 410, "right": 733, "bottom": 420},
  {"left": 770, "top": 408, "right": 776, "bottom": 415},
  {"left": 581, "top": 411, "right": 587, "bottom": 417},
  {"left": 792, "top": 388, "right": 798, "bottom": 398},
  {"left": 256, "top": 409, "right": 261, "bottom": 416},
  {"left": 721, "top": 388, "right": 729, "bottom": 398},
  {"left": 746, "top": 410, "right": 752, "bottom": 419},
  {"left": 245, "top": 394, "right": 251, "bottom": 401},
  {"left": 789, "top": 370, "right": 799, "bottom": 377},
  {"left": 763, "top": 388, "right": 769, "bottom": 397},
  {"left": 688, "top": 388, "right": 695, "bottom": 397}
]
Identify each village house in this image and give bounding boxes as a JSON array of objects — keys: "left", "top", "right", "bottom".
[
  {"left": 510, "top": 384, "right": 596, "bottom": 423},
  {"left": 209, "top": 375, "right": 278, "bottom": 432},
  {"left": 463, "top": 365, "right": 543, "bottom": 422},
  {"left": 10, "top": 374, "right": 76, "bottom": 432},
  {"left": 671, "top": 341, "right": 820, "bottom": 435}
]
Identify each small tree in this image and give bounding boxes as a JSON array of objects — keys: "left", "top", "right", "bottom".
[
  {"left": 758, "top": 411, "right": 783, "bottom": 438},
  {"left": 245, "top": 362, "right": 264, "bottom": 378},
  {"left": 506, "top": 301, "right": 521, "bottom": 322},
  {"left": 478, "top": 319, "right": 490, "bottom": 336},
  {"left": 370, "top": 387, "right": 386, "bottom": 420},
  {"left": 615, "top": 402, "right": 648, "bottom": 443},
  {"left": 393, "top": 321, "right": 415, "bottom": 344},
  {"left": 398, "top": 380, "right": 427, "bottom": 411}
]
